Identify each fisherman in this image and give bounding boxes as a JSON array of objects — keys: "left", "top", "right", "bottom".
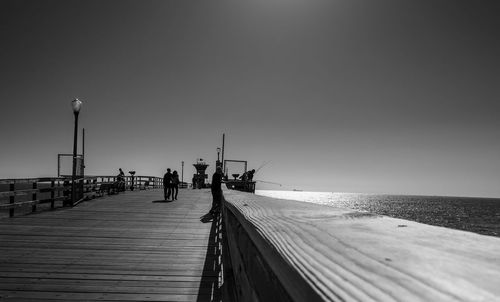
[
  {"left": 210, "top": 166, "right": 223, "bottom": 216},
  {"left": 247, "top": 169, "right": 255, "bottom": 181},
  {"left": 239, "top": 169, "right": 255, "bottom": 182}
]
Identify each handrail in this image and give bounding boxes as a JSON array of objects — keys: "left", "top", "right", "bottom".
[
  {"left": 0, "top": 175, "right": 164, "bottom": 217},
  {"left": 221, "top": 189, "right": 500, "bottom": 301}
]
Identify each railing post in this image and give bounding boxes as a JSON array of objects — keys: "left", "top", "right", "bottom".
[
  {"left": 9, "top": 183, "right": 15, "bottom": 217},
  {"left": 78, "top": 178, "right": 84, "bottom": 200},
  {"left": 51, "top": 180, "right": 55, "bottom": 209},
  {"left": 63, "top": 180, "right": 70, "bottom": 206},
  {"left": 32, "top": 181, "right": 37, "bottom": 212}
]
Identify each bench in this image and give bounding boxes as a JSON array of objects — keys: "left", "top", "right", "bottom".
[
  {"left": 139, "top": 181, "right": 150, "bottom": 190},
  {"left": 97, "top": 182, "right": 119, "bottom": 196}
]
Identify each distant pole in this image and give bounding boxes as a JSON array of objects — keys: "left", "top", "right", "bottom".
[
  {"left": 181, "top": 161, "right": 184, "bottom": 184},
  {"left": 57, "top": 154, "right": 61, "bottom": 177},
  {"left": 222, "top": 133, "right": 225, "bottom": 173},
  {"left": 71, "top": 98, "right": 82, "bottom": 207},
  {"left": 82, "top": 128, "right": 85, "bottom": 176}
]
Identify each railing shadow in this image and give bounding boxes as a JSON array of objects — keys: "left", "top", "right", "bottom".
[{"left": 197, "top": 212, "right": 223, "bottom": 302}]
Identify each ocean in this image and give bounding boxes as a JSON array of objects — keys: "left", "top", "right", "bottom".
[{"left": 255, "top": 190, "right": 500, "bottom": 238}]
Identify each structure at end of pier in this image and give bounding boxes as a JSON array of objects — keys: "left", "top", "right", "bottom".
[{"left": 192, "top": 158, "right": 209, "bottom": 189}]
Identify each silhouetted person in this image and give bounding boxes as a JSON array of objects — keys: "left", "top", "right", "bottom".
[
  {"left": 116, "top": 168, "right": 125, "bottom": 191},
  {"left": 117, "top": 168, "right": 125, "bottom": 181},
  {"left": 172, "top": 170, "right": 179, "bottom": 200},
  {"left": 210, "top": 167, "right": 223, "bottom": 216},
  {"left": 247, "top": 169, "right": 255, "bottom": 181},
  {"left": 163, "top": 168, "right": 173, "bottom": 201}
]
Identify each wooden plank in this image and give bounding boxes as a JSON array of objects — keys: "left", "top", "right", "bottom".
[
  {"left": 0, "top": 189, "right": 221, "bottom": 301},
  {"left": 0, "top": 291, "right": 208, "bottom": 301},
  {"left": 0, "top": 200, "right": 40, "bottom": 210},
  {"left": 0, "top": 265, "right": 218, "bottom": 275},
  {"left": 0, "top": 187, "right": 67, "bottom": 197},
  {"left": 0, "top": 272, "right": 208, "bottom": 282},
  {"left": 223, "top": 189, "right": 500, "bottom": 302},
  {"left": 0, "top": 283, "right": 215, "bottom": 295},
  {"left": 0, "top": 277, "right": 212, "bottom": 288}
]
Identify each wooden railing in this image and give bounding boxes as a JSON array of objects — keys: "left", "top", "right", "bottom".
[
  {"left": 221, "top": 189, "right": 500, "bottom": 302},
  {"left": 0, "top": 175, "right": 163, "bottom": 217},
  {"left": 0, "top": 178, "right": 68, "bottom": 218},
  {"left": 79, "top": 175, "right": 164, "bottom": 194}
]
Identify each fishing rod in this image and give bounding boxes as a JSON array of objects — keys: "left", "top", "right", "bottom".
[
  {"left": 255, "top": 160, "right": 271, "bottom": 174},
  {"left": 256, "top": 180, "right": 282, "bottom": 187}
]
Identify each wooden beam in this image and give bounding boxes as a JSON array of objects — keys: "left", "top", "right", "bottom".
[{"left": 222, "top": 190, "right": 500, "bottom": 302}]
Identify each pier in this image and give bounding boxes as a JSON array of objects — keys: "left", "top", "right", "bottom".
[
  {"left": 0, "top": 188, "right": 222, "bottom": 301},
  {"left": 1, "top": 185, "right": 500, "bottom": 301}
]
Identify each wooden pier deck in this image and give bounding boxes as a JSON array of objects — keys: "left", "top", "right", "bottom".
[{"left": 0, "top": 189, "right": 221, "bottom": 301}]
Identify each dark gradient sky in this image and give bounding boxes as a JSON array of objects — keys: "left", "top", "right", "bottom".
[{"left": 1, "top": 0, "right": 499, "bottom": 197}]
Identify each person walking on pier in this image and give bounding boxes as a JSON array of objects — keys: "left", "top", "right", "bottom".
[
  {"left": 210, "top": 166, "right": 223, "bottom": 216},
  {"left": 172, "top": 170, "right": 180, "bottom": 200},
  {"left": 163, "top": 168, "right": 173, "bottom": 201}
]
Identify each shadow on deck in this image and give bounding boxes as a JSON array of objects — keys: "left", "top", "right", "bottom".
[{"left": 197, "top": 214, "right": 223, "bottom": 302}]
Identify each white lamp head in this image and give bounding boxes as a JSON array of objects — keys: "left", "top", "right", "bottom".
[{"left": 72, "top": 98, "right": 82, "bottom": 113}]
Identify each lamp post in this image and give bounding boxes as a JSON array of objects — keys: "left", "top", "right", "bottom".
[
  {"left": 216, "top": 147, "right": 221, "bottom": 170},
  {"left": 181, "top": 161, "right": 184, "bottom": 184},
  {"left": 71, "top": 98, "right": 82, "bottom": 206},
  {"left": 129, "top": 171, "right": 136, "bottom": 191}
]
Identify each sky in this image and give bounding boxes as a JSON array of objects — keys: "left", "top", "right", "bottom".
[{"left": 1, "top": 0, "right": 499, "bottom": 197}]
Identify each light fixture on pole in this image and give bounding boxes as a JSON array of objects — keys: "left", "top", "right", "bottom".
[
  {"left": 216, "top": 147, "right": 221, "bottom": 170},
  {"left": 129, "top": 171, "right": 136, "bottom": 191},
  {"left": 181, "top": 161, "right": 184, "bottom": 184},
  {"left": 71, "top": 98, "right": 82, "bottom": 206}
]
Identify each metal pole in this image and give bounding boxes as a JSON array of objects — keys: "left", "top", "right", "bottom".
[
  {"left": 181, "top": 161, "right": 184, "bottom": 184},
  {"left": 71, "top": 111, "right": 79, "bottom": 206},
  {"left": 57, "top": 154, "right": 61, "bottom": 177},
  {"left": 222, "top": 133, "right": 225, "bottom": 173},
  {"left": 82, "top": 128, "right": 85, "bottom": 176}
]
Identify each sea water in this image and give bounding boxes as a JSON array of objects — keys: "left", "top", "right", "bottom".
[{"left": 255, "top": 190, "right": 500, "bottom": 237}]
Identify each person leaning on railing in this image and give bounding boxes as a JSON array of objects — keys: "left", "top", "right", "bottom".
[{"left": 115, "top": 168, "right": 125, "bottom": 192}]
